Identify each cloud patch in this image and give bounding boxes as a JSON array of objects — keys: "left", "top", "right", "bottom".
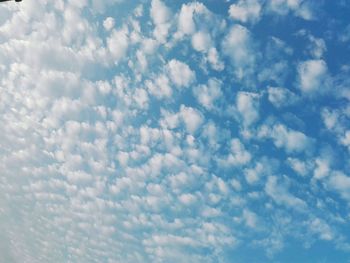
[{"left": 297, "top": 59, "right": 328, "bottom": 94}]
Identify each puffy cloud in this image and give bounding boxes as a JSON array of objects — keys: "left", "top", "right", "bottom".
[
  {"left": 236, "top": 92, "right": 260, "bottom": 127},
  {"left": 150, "top": 0, "right": 170, "bottom": 26},
  {"left": 272, "top": 125, "right": 310, "bottom": 153},
  {"left": 146, "top": 74, "right": 172, "bottom": 99},
  {"left": 287, "top": 157, "right": 311, "bottom": 176},
  {"left": 258, "top": 61, "right": 289, "bottom": 86},
  {"left": 193, "top": 78, "right": 222, "bottom": 110},
  {"left": 313, "top": 158, "right": 330, "bottom": 179},
  {"left": 178, "top": 193, "right": 198, "bottom": 206},
  {"left": 321, "top": 108, "right": 350, "bottom": 152},
  {"left": 267, "top": 86, "right": 299, "bottom": 108},
  {"left": 178, "top": 3, "right": 197, "bottom": 36},
  {"left": 0, "top": 0, "right": 349, "bottom": 262},
  {"left": 107, "top": 27, "right": 129, "bottom": 62},
  {"left": 265, "top": 176, "right": 307, "bottom": 209},
  {"left": 207, "top": 47, "right": 225, "bottom": 71},
  {"left": 166, "top": 59, "right": 195, "bottom": 88},
  {"left": 258, "top": 36, "right": 292, "bottom": 85},
  {"left": 218, "top": 138, "right": 252, "bottom": 167},
  {"left": 229, "top": 0, "right": 262, "bottom": 24},
  {"left": 341, "top": 131, "right": 350, "bottom": 152},
  {"left": 222, "top": 24, "right": 256, "bottom": 80},
  {"left": 322, "top": 108, "right": 341, "bottom": 132},
  {"left": 191, "top": 30, "right": 212, "bottom": 52},
  {"left": 174, "top": 2, "right": 224, "bottom": 72},
  {"left": 307, "top": 218, "right": 334, "bottom": 241},
  {"left": 150, "top": 0, "right": 171, "bottom": 43},
  {"left": 177, "top": 2, "right": 211, "bottom": 37},
  {"left": 308, "top": 35, "right": 327, "bottom": 59},
  {"left": 103, "top": 17, "right": 115, "bottom": 31},
  {"left": 327, "top": 172, "right": 350, "bottom": 201},
  {"left": 259, "top": 123, "right": 310, "bottom": 153},
  {"left": 221, "top": 24, "right": 261, "bottom": 84},
  {"left": 297, "top": 59, "right": 328, "bottom": 94},
  {"left": 242, "top": 209, "right": 258, "bottom": 228},
  {"left": 133, "top": 87, "right": 149, "bottom": 109},
  {"left": 180, "top": 105, "right": 204, "bottom": 134},
  {"left": 244, "top": 162, "right": 263, "bottom": 184},
  {"left": 174, "top": 2, "right": 226, "bottom": 74},
  {"left": 267, "top": 0, "right": 314, "bottom": 20}
]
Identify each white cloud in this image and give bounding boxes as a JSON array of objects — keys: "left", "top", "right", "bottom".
[
  {"left": 179, "top": 193, "right": 198, "bottom": 206},
  {"left": 322, "top": 108, "right": 340, "bottom": 131},
  {"left": 180, "top": 105, "right": 204, "bottom": 134},
  {"left": 272, "top": 124, "right": 309, "bottom": 153},
  {"left": 230, "top": 179, "right": 242, "bottom": 191},
  {"left": 314, "top": 158, "right": 330, "bottom": 179},
  {"left": 308, "top": 35, "right": 327, "bottom": 59},
  {"left": 229, "top": 0, "right": 262, "bottom": 24},
  {"left": 150, "top": 0, "right": 171, "bottom": 43},
  {"left": 287, "top": 157, "right": 311, "bottom": 176},
  {"left": 141, "top": 38, "right": 158, "bottom": 54},
  {"left": 236, "top": 92, "right": 260, "bottom": 127},
  {"left": 242, "top": 209, "right": 258, "bottom": 228},
  {"left": 222, "top": 25, "right": 253, "bottom": 66},
  {"left": 103, "top": 17, "right": 115, "bottom": 31},
  {"left": 219, "top": 138, "right": 251, "bottom": 167},
  {"left": 0, "top": 1, "right": 349, "bottom": 262},
  {"left": 174, "top": 2, "right": 223, "bottom": 73},
  {"left": 178, "top": 3, "right": 197, "bottom": 36},
  {"left": 191, "top": 30, "right": 212, "bottom": 52},
  {"left": 259, "top": 123, "right": 310, "bottom": 153},
  {"left": 222, "top": 24, "right": 256, "bottom": 80},
  {"left": 307, "top": 218, "right": 334, "bottom": 241},
  {"left": 169, "top": 172, "right": 196, "bottom": 193},
  {"left": 177, "top": 2, "right": 210, "bottom": 37},
  {"left": 207, "top": 47, "right": 225, "bottom": 71},
  {"left": 244, "top": 162, "right": 263, "bottom": 184},
  {"left": 265, "top": 176, "right": 306, "bottom": 209},
  {"left": 146, "top": 74, "right": 172, "bottom": 99},
  {"left": 159, "top": 109, "right": 180, "bottom": 130},
  {"left": 258, "top": 61, "right": 289, "bottom": 86},
  {"left": 269, "top": 0, "right": 301, "bottom": 13},
  {"left": 167, "top": 59, "right": 195, "bottom": 88},
  {"left": 107, "top": 27, "right": 129, "bottom": 62},
  {"left": 150, "top": 0, "right": 170, "bottom": 26},
  {"left": 193, "top": 78, "right": 222, "bottom": 110},
  {"left": 327, "top": 172, "right": 350, "bottom": 201},
  {"left": 267, "top": 0, "right": 314, "bottom": 20},
  {"left": 267, "top": 86, "right": 299, "bottom": 108},
  {"left": 133, "top": 87, "right": 149, "bottom": 109},
  {"left": 297, "top": 59, "right": 328, "bottom": 93},
  {"left": 321, "top": 108, "right": 350, "bottom": 152},
  {"left": 341, "top": 131, "right": 350, "bottom": 152},
  {"left": 200, "top": 121, "right": 224, "bottom": 151}
]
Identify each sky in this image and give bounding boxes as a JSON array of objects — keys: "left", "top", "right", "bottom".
[{"left": 0, "top": 0, "right": 350, "bottom": 262}]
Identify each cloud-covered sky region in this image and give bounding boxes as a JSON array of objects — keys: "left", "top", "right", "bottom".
[{"left": 0, "top": 0, "right": 350, "bottom": 262}]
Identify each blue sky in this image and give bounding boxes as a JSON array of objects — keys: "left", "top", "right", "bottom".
[{"left": 0, "top": 0, "right": 350, "bottom": 262}]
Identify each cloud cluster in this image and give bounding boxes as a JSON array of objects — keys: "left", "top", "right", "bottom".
[{"left": 0, "top": 0, "right": 350, "bottom": 262}]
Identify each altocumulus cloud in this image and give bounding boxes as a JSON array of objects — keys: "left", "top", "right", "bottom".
[{"left": 0, "top": 0, "right": 350, "bottom": 262}]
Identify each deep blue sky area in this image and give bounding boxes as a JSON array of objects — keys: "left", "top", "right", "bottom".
[{"left": 0, "top": 0, "right": 350, "bottom": 262}]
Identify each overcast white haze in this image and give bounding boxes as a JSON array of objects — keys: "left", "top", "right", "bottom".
[{"left": 1, "top": 0, "right": 350, "bottom": 262}]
